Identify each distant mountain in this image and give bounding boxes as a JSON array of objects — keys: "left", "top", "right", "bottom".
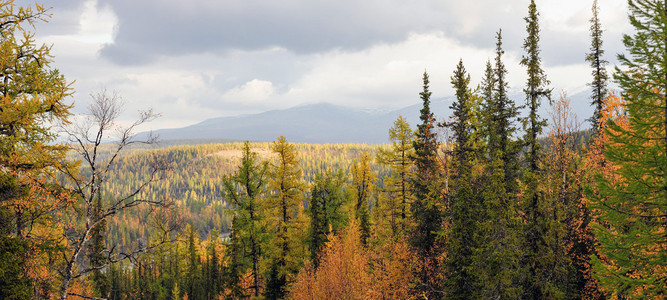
[{"left": 136, "top": 91, "right": 592, "bottom": 144}]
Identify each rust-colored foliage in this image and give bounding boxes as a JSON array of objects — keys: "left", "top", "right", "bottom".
[
  {"left": 290, "top": 221, "right": 418, "bottom": 300},
  {"left": 290, "top": 221, "right": 371, "bottom": 300}
]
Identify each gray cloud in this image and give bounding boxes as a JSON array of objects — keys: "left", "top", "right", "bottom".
[
  {"left": 98, "top": 0, "right": 440, "bottom": 64},
  {"left": 95, "top": 0, "right": 620, "bottom": 68}
]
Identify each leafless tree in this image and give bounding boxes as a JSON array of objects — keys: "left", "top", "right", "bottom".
[{"left": 55, "top": 90, "right": 179, "bottom": 300}]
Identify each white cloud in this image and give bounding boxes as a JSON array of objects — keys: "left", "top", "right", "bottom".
[{"left": 224, "top": 79, "right": 276, "bottom": 103}]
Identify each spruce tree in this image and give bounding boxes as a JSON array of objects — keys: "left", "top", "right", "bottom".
[
  {"left": 205, "top": 229, "right": 222, "bottom": 299},
  {"left": 519, "top": 2, "right": 570, "bottom": 298},
  {"left": 586, "top": 0, "right": 609, "bottom": 131},
  {"left": 185, "top": 225, "right": 203, "bottom": 299},
  {"left": 479, "top": 30, "right": 523, "bottom": 299},
  {"left": 589, "top": 0, "right": 666, "bottom": 297},
  {"left": 410, "top": 71, "right": 444, "bottom": 298},
  {"left": 308, "top": 169, "right": 347, "bottom": 267},
  {"left": 444, "top": 59, "right": 484, "bottom": 299}
]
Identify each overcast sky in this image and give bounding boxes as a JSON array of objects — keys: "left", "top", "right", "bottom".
[{"left": 29, "top": 0, "right": 630, "bottom": 131}]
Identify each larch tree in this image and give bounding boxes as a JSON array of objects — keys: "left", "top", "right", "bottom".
[
  {"left": 376, "top": 116, "right": 415, "bottom": 239},
  {"left": 221, "top": 141, "right": 268, "bottom": 298},
  {"left": 0, "top": 2, "right": 72, "bottom": 297},
  {"left": 589, "top": 0, "right": 667, "bottom": 297},
  {"left": 264, "top": 136, "right": 307, "bottom": 300},
  {"left": 349, "top": 151, "right": 376, "bottom": 245},
  {"left": 410, "top": 71, "right": 444, "bottom": 298},
  {"left": 586, "top": 0, "right": 609, "bottom": 132},
  {"left": 443, "top": 59, "right": 485, "bottom": 299},
  {"left": 289, "top": 221, "right": 371, "bottom": 300}
]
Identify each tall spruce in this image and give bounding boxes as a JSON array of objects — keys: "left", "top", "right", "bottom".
[
  {"left": 410, "top": 71, "right": 444, "bottom": 298},
  {"left": 588, "top": 0, "right": 667, "bottom": 297},
  {"left": 479, "top": 30, "right": 523, "bottom": 299},
  {"left": 491, "top": 30, "right": 521, "bottom": 193},
  {"left": 586, "top": 0, "right": 609, "bottom": 131},
  {"left": 444, "top": 60, "right": 484, "bottom": 298},
  {"left": 221, "top": 141, "right": 268, "bottom": 297},
  {"left": 519, "top": 2, "right": 570, "bottom": 298}
]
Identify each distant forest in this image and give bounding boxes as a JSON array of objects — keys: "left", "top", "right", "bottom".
[{"left": 1, "top": 0, "right": 665, "bottom": 300}]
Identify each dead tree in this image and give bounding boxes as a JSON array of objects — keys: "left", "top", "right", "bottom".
[{"left": 56, "top": 90, "right": 179, "bottom": 300}]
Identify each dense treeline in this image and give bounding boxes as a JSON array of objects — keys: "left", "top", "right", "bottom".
[
  {"left": 1, "top": 0, "right": 665, "bottom": 299},
  {"left": 97, "top": 142, "right": 390, "bottom": 250}
]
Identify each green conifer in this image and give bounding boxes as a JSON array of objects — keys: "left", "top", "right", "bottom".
[
  {"left": 589, "top": 0, "right": 667, "bottom": 297},
  {"left": 444, "top": 59, "right": 484, "bottom": 299}
]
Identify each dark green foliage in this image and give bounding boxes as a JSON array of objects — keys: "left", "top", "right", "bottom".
[
  {"left": 479, "top": 31, "right": 523, "bottom": 299},
  {"left": 186, "top": 225, "right": 204, "bottom": 299},
  {"left": 410, "top": 71, "right": 444, "bottom": 298},
  {"left": 586, "top": 0, "right": 609, "bottom": 131},
  {"left": 519, "top": 2, "right": 571, "bottom": 298},
  {"left": 521, "top": 0, "right": 551, "bottom": 173},
  {"left": 264, "top": 262, "right": 287, "bottom": 300},
  {"left": 223, "top": 216, "right": 248, "bottom": 299},
  {"left": 308, "top": 170, "right": 347, "bottom": 267},
  {"left": 204, "top": 229, "right": 222, "bottom": 299},
  {"left": 0, "top": 174, "right": 31, "bottom": 300},
  {"left": 443, "top": 60, "right": 484, "bottom": 299},
  {"left": 0, "top": 236, "right": 32, "bottom": 300}
]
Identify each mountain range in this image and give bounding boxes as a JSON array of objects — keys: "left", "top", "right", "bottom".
[{"left": 136, "top": 91, "right": 592, "bottom": 144}]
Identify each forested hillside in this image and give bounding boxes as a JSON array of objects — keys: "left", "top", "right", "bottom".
[
  {"left": 1, "top": 0, "right": 665, "bottom": 300},
  {"left": 98, "top": 142, "right": 390, "bottom": 250}
]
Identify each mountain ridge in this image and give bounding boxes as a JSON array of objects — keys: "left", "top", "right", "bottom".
[{"left": 135, "top": 91, "right": 592, "bottom": 144}]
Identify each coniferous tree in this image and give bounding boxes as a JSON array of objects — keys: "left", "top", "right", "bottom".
[
  {"left": 376, "top": 116, "right": 415, "bottom": 238},
  {"left": 589, "top": 0, "right": 666, "bottom": 297},
  {"left": 264, "top": 136, "right": 307, "bottom": 299},
  {"left": 519, "top": 2, "right": 570, "bottom": 298},
  {"left": 410, "top": 71, "right": 444, "bottom": 298},
  {"left": 185, "top": 225, "right": 203, "bottom": 300},
  {"left": 221, "top": 141, "right": 268, "bottom": 297},
  {"left": 0, "top": 3, "right": 72, "bottom": 297},
  {"left": 586, "top": 0, "right": 609, "bottom": 131},
  {"left": 223, "top": 217, "right": 248, "bottom": 299},
  {"left": 350, "top": 152, "right": 376, "bottom": 245},
  {"left": 479, "top": 30, "right": 523, "bottom": 299},
  {"left": 444, "top": 59, "right": 484, "bottom": 299},
  {"left": 204, "top": 229, "right": 222, "bottom": 299},
  {"left": 308, "top": 169, "right": 347, "bottom": 267}
]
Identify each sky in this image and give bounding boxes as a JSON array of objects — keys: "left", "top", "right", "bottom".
[{"left": 28, "top": 0, "right": 631, "bottom": 132}]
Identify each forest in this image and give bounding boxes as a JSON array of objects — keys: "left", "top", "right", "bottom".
[{"left": 0, "top": 0, "right": 665, "bottom": 299}]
